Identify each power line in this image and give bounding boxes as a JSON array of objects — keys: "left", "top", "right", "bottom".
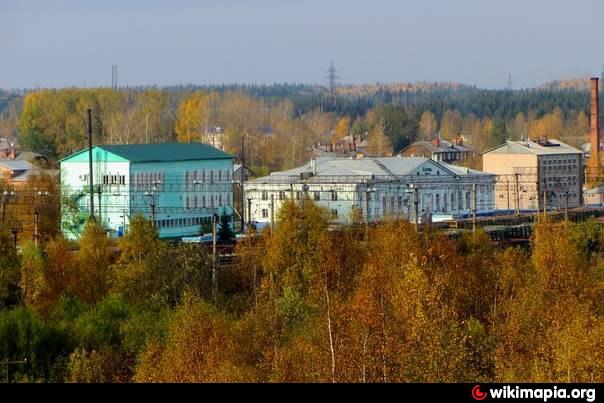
[{"left": 326, "top": 60, "right": 339, "bottom": 109}]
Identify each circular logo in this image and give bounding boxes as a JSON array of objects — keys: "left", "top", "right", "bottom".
[{"left": 472, "top": 385, "right": 488, "bottom": 401}]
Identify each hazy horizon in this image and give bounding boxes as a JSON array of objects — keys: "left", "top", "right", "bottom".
[{"left": 2, "top": 0, "right": 603, "bottom": 90}]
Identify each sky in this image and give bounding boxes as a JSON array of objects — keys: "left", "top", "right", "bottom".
[{"left": 1, "top": 0, "right": 603, "bottom": 90}]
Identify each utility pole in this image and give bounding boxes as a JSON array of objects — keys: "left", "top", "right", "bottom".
[
  {"left": 472, "top": 183, "right": 477, "bottom": 234},
  {"left": 240, "top": 135, "right": 245, "bottom": 232},
  {"left": 150, "top": 197, "right": 155, "bottom": 226},
  {"left": 97, "top": 185, "right": 102, "bottom": 223},
  {"left": 33, "top": 211, "right": 39, "bottom": 247},
  {"left": 413, "top": 187, "right": 419, "bottom": 233},
  {"left": 87, "top": 109, "right": 95, "bottom": 221},
  {"left": 270, "top": 194, "right": 275, "bottom": 232},
  {"left": 212, "top": 213, "right": 217, "bottom": 303},
  {"left": 514, "top": 173, "right": 520, "bottom": 215},
  {"left": 365, "top": 184, "right": 371, "bottom": 241},
  {"left": 506, "top": 178, "right": 510, "bottom": 213},
  {"left": 564, "top": 191, "right": 569, "bottom": 222},
  {"left": 246, "top": 197, "right": 252, "bottom": 231},
  {"left": 543, "top": 189, "right": 548, "bottom": 223}
]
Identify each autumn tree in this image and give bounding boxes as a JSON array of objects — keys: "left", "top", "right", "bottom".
[
  {"left": 74, "top": 221, "right": 113, "bottom": 304},
  {"left": 175, "top": 91, "right": 208, "bottom": 143},
  {"left": 418, "top": 111, "right": 437, "bottom": 139},
  {"left": 366, "top": 124, "right": 393, "bottom": 156},
  {"left": 440, "top": 109, "right": 463, "bottom": 139},
  {"left": 332, "top": 117, "right": 350, "bottom": 144},
  {"left": 135, "top": 296, "right": 249, "bottom": 382}
]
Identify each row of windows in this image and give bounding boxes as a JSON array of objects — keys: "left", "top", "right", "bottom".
[
  {"left": 184, "top": 169, "right": 232, "bottom": 184},
  {"left": 261, "top": 190, "right": 339, "bottom": 201},
  {"left": 102, "top": 174, "right": 126, "bottom": 185},
  {"left": 101, "top": 170, "right": 232, "bottom": 189},
  {"left": 156, "top": 216, "right": 211, "bottom": 229},
  {"left": 132, "top": 172, "right": 164, "bottom": 189},
  {"left": 185, "top": 194, "right": 231, "bottom": 209},
  {"left": 543, "top": 165, "right": 577, "bottom": 173},
  {"left": 542, "top": 157, "right": 578, "bottom": 165}
]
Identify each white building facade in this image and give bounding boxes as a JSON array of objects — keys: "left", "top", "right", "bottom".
[{"left": 244, "top": 156, "right": 496, "bottom": 227}]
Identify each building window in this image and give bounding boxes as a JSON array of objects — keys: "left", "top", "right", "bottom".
[
  {"left": 218, "top": 170, "right": 222, "bottom": 182},
  {"left": 219, "top": 195, "right": 223, "bottom": 206},
  {"left": 314, "top": 191, "right": 320, "bottom": 201},
  {"left": 262, "top": 209, "right": 269, "bottom": 218},
  {"left": 466, "top": 191, "right": 471, "bottom": 211},
  {"left": 296, "top": 191, "right": 302, "bottom": 200},
  {"left": 186, "top": 196, "right": 190, "bottom": 209},
  {"left": 202, "top": 196, "right": 206, "bottom": 208},
  {"left": 331, "top": 190, "right": 337, "bottom": 201},
  {"left": 194, "top": 195, "right": 198, "bottom": 208},
  {"left": 435, "top": 194, "right": 440, "bottom": 212},
  {"left": 262, "top": 191, "right": 268, "bottom": 200},
  {"left": 278, "top": 191, "right": 285, "bottom": 200}
]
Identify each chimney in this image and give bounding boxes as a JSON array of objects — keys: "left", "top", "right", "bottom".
[
  {"left": 590, "top": 77, "right": 600, "bottom": 169},
  {"left": 9, "top": 143, "right": 15, "bottom": 160},
  {"left": 311, "top": 158, "right": 317, "bottom": 175},
  {"left": 432, "top": 136, "right": 441, "bottom": 149}
]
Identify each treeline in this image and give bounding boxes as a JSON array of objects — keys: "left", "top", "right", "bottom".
[
  {"left": 2, "top": 82, "right": 596, "bottom": 173},
  {"left": 0, "top": 202, "right": 602, "bottom": 382}
]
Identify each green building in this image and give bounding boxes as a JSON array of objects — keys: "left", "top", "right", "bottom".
[{"left": 60, "top": 143, "right": 233, "bottom": 239}]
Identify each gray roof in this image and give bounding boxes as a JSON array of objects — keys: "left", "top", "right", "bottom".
[
  {"left": 483, "top": 139, "right": 583, "bottom": 156},
  {"left": 401, "top": 139, "right": 474, "bottom": 154},
  {"left": 0, "top": 160, "right": 34, "bottom": 171},
  {"left": 250, "top": 156, "right": 493, "bottom": 184}
]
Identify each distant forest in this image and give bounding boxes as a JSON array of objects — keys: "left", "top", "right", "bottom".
[{"left": 0, "top": 80, "right": 598, "bottom": 173}]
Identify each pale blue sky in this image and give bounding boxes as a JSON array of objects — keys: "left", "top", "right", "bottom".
[{"left": 1, "top": 0, "right": 603, "bottom": 89}]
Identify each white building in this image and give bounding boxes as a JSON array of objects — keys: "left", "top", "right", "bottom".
[{"left": 244, "top": 156, "right": 495, "bottom": 227}]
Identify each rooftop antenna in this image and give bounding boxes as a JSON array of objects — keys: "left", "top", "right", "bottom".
[
  {"left": 507, "top": 73, "right": 513, "bottom": 90},
  {"left": 326, "top": 60, "right": 339, "bottom": 109}
]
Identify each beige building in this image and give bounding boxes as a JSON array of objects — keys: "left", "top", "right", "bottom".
[{"left": 482, "top": 139, "right": 584, "bottom": 212}]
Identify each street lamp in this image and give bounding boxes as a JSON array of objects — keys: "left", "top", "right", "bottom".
[
  {"left": 407, "top": 184, "right": 419, "bottom": 232},
  {"left": 34, "top": 190, "right": 49, "bottom": 246},
  {"left": 364, "top": 184, "right": 376, "bottom": 239},
  {"left": 145, "top": 184, "right": 159, "bottom": 227}
]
